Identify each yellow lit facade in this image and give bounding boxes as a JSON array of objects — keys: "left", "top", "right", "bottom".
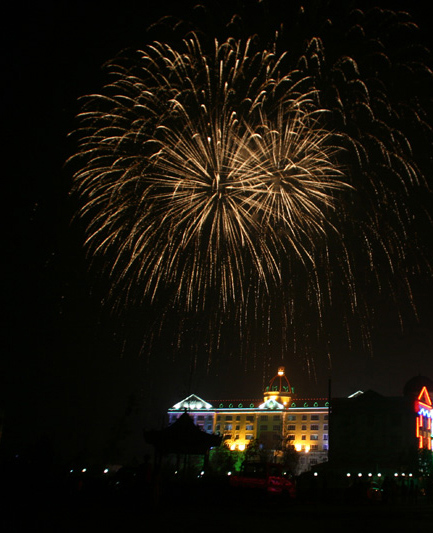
[{"left": 168, "top": 367, "right": 329, "bottom": 474}]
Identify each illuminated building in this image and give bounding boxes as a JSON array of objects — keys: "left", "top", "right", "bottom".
[
  {"left": 168, "top": 367, "right": 329, "bottom": 474},
  {"left": 167, "top": 371, "right": 433, "bottom": 476},
  {"left": 328, "top": 376, "right": 433, "bottom": 475}
]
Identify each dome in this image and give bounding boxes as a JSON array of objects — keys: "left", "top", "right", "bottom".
[
  {"left": 403, "top": 375, "right": 433, "bottom": 398},
  {"left": 266, "top": 366, "right": 292, "bottom": 394},
  {"left": 263, "top": 367, "right": 293, "bottom": 406}
]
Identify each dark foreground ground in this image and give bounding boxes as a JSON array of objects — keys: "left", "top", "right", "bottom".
[
  {"left": 2, "top": 472, "right": 433, "bottom": 532},
  {"left": 6, "top": 500, "right": 432, "bottom": 533}
]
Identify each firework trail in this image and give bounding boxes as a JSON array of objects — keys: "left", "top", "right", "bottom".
[{"left": 69, "top": 2, "right": 433, "bottom": 372}]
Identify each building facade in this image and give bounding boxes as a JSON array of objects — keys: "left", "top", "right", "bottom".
[
  {"left": 328, "top": 377, "right": 433, "bottom": 475},
  {"left": 167, "top": 369, "right": 433, "bottom": 476},
  {"left": 167, "top": 367, "right": 330, "bottom": 474}
]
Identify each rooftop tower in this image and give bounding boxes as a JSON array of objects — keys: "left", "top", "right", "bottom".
[{"left": 263, "top": 366, "right": 293, "bottom": 407}]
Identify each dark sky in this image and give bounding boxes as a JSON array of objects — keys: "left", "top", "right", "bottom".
[{"left": 3, "top": 0, "right": 433, "bottom": 467}]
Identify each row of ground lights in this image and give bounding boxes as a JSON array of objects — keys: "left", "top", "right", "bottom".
[{"left": 311, "top": 472, "right": 414, "bottom": 478}]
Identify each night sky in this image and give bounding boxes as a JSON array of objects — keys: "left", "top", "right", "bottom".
[{"left": 3, "top": 0, "right": 433, "bottom": 467}]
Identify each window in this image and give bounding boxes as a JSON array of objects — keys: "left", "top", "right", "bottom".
[
  {"left": 235, "top": 435, "right": 240, "bottom": 440},
  {"left": 246, "top": 434, "right": 254, "bottom": 440},
  {"left": 287, "top": 425, "right": 296, "bottom": 431},
  {"left": 311, "top": 415, "right": 319, "bottom": 421},
  {"left": 323, "top": 434, "right": 328, "bottom": 440},
  {"left": 216, "top": 424, "right": 220, "bottom": 431},
  {"left": 197, "top": 415, "right": 204, "bottom": 421},
  {"left": 310, "top": 445, "right": 318, "bottom": 451},
  {"left": 323, "top": 424, "right": 328, "bottom": 430},
  {"left": 236, "top": 416, "right": 241, "bottom": 421},
  {"left": 301, "top": 425, "right": 307, "bottom": 431},
  {"left": 246, "top": 415, "right": 254, "bottom": 422},
  {"left": 224, "top": 424, "right": 232, "bottom": 430},
  {"left": 323, "top": 444, "right": 329, "bottom": 450},
  {"left": 310, "top": 424, "right": 319, "bottom": 431},
  {"left": 235, "top": 425, "right": 240, "bottom": 431},
  {"left": 287, "top": 434, "right": 295, "bottom": 441},
  {"left": 273, "top": 415, "right": 281, "bottom": 421},
  {"left": 225, "top": 415, "right": 233, "bottom": 421},
  {"left": 310, "top": 434, "right": 319, "bottom": 441},
  {"left": 217, "top": 415, "right": 221, "bottom": 421},
  {"left": 260, "top": 425, "right": 268, "bottom": 431},
  {"left": 273, "top": 425, "right": 281, "bottom": 431},
  {"left": 287, "top": 415, "right": 297, "bottom": 421},
  {"left": 246, "top": 424, "right": 254, "bottom": 431},
  {"left": 261, "top": 415, "right": 268, "bottom": 421},
  {"left": 302, "top": 415, "right": 308, "bottom": 420},
  {"left": 301, "top": 435, "right": 306, "bottom": 440}
]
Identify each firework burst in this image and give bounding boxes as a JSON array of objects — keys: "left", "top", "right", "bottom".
[
  {"left": 70, "top": 34, "right": 347, "bottom": 310},
  {"left": 69, "top": 2, "right": 433, "bottom": 372}
]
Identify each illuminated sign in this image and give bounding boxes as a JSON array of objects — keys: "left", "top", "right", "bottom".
[
  {"left": 418, "top": 407, "right": 433, "bottom": 419},
  {"left": 415, "top": 387, "right": 433, "bottom": 450}
]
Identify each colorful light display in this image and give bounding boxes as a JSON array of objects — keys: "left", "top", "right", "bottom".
[
  {"left": 416, "top": 386, "right": 433, "bottom": 450},
  {"left": 168, "top": 367, "right": 329, "bottom": 474}
]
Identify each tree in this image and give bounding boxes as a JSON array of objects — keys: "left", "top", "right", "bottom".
[
  {"left": 209, "top": 444, "right": 238, "bottom": 475},
  {"left": 280, "top": 436, "right": 300, "bottom": 474},
  {"left": 244, "top": 439, "right": 269, "bottom": 463}
]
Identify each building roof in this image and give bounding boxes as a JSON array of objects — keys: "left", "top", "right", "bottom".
[
  {"left": 403, "top": 375, "right": 433, "bottom": 398},
  {"left": 209, "top": 397, "right": 329, "bottom": 409},
  {"left": 169, "top": 394, "right": 213, "bottom": 411}
]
